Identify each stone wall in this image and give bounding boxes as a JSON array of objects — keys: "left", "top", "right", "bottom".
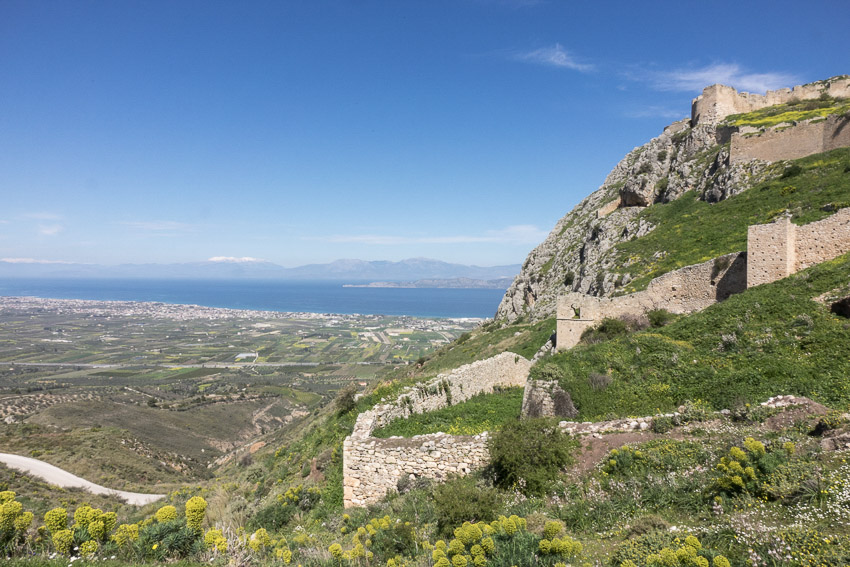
[
  {"left": 747, "top": 216, "right": 797, "bottom": 287},
  {"left": 691, "top": 76, "right": 850, "bottom": 127},
  {"left": 730, "top": 114, "right": 850, "bottom": 164},
  {"left": 343, "top": 432, "right": 489, "bottom": 508},
  {"left": 342, "top": 352, "right": 531, "bottom": 508},
  {"left": 557, "top": 208, "right": 850, "bottom": 349},
  {"left": 367, "top": 352, "right": 532, "bottom": 431},
  {"left": 520, "top": 379, "right": 576, "bottom": 418},
  {"left": 748, "top": 208, "right": 850, "bottom": 286},
  {"left": 556, "top": 252, "right": 746, "bottom": 350}
]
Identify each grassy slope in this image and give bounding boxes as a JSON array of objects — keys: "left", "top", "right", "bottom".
[
  {"left": 549, "top": 251, "right": 850, "bottom": 420},
  {"left": 613, "top": 145, "right": 850, "bottom": 294},
  {"left": 371, "top": 387, "right": 524, "bottom": 437}
]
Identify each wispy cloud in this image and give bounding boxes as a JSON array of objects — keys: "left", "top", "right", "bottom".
[
  {"left": 513, "top": 44, "right": 593, "bottom": 72},
  {"left": 316, "top": 225, "right": 548, "bottom": 246},
  {"left": 121, "top": 220, "right": 196, "bottom": 232},
  {"left": 647, "top": 63, "right": 797, "bottom": 94},
  {"left": 1, "top": 257, "right": 73, "bottom": 264},
  {"left": 208, "top": 256, "right": 266, "bottom": 263},
  {"left": 23, "top": 212, "right": 62, "bottom": 221},
  {"left": 38, "top": 224, "right": 63, "bottom": 236},
  {"left": 624, "top": 105, "right": 686, "bottom": 120}
]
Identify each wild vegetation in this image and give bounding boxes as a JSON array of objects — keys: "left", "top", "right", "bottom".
[
  {"left": 721, "top": 95, "right": 850, "bottom": 129},
  {"left": 613, "top": 147, "right": 850, "bottom": 293},
  {"left": 4, "top": 96, "right": 850, "bottom": 566}
]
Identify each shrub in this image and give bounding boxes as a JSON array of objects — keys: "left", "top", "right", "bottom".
[
  {"left": 135, "top": 518, "right": 203, "bottom": 560},
  {"left": 651, "top": 415, "right": 674, "bottom": 433},
  {"left": 432, "top": 477, "right": 501, "bottom": 536},
  {"left": 334, "top": 384, "right": 357, "bottom": 415},
  {"left": 648, "top": 308, "right": 676, "bottom": 328},
  {"left": 44, "top": 507, "right": 67, "bottom": 534},
  {"left": 581, "top": 317, "right": 628, "bottom": 344},
  {"left": 488, "top": 418, "right": 578, "bottom": 496},
  {"left": 184, "top": 496, "right": 207, "bottom": 532},
  {"left": 154, "top": 505, "right": 178, "bottom": 524},
  {"left": 588, "top": 372, "right": 612, "bottom": 391}
]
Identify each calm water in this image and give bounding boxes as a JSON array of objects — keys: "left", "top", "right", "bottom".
[{"left": 0, "top": 278, "right": 506, "bottom": 319}]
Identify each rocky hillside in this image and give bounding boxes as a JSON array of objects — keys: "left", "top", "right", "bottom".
[{"left": 496, "top": 76, "right": 850, "bottom": 322}]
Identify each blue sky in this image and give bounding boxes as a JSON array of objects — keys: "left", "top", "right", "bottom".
[{"left": 1, "top": 0, "right": 848, "bottom": 267}]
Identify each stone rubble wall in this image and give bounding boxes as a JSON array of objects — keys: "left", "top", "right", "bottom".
[
  {"left": 556, "top": 252, "right": 746, "bottom": 350},
  {"left": 796, "top": 207, "right": 850, "bottom": 271},
  {"left": 558, "top": 207, "right": 850, "bottom": 350},
  {"left": 748, "top": 208, "right": 850, "bottom": 287},
  {"left": 343, "top": 432, "right": 489, "bottom": 508},
  {"left": 691, "top": 77, "right": 850, "bottom": 127},
  {"left": 730, "top": 114, "right": 850, "bottom": 164},
  {"left": 521, "top": 379, "right": 576, "bottom": 418},
  {"left": 366, "top": 352, "right": 532, "bottom": 432},
  {"left": 747, "top": 216, "right": 797, "bottom": 287},
  {"left": 343, "top": 352, "right": 531, "bottom": 508}
]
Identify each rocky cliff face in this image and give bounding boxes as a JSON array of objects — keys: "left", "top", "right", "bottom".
[{"left": 495, "top": 108, "right": 770, "bottom": 323}]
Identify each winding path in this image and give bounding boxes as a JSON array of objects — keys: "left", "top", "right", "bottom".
[{"left": 0, "top": 453, "right": 165, "bottom": 506}]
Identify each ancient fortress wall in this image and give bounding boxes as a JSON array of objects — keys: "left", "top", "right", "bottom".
[
  {"left": 556, "top": 252, "right": 746, "bottom": 350},
  {"left": 730, "top": 114, "right": 850, "bottom": 164},
  {"left": 691, "top": 77, "right": 850, "bottom": 126},
  {"left": 748, "top": 208, "right": 850, "bottom": 286},
  {"left": 558, "top": 209, "right": 850, "bottom": 350},
  {"left": 343, "top": 352, "right": 531, "bottom": 508},
  {"left": 747, "top": 216, "right": 797, "bottom": 287}
]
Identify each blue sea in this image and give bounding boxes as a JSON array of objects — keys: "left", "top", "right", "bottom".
[{"left": 0, "top": 278, "right": 506, "bottom": 319}]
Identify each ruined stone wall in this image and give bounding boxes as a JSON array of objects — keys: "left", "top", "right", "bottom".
[
  {"left": 520, "top": 379, "right": 576, "bottom": 418},
  {"left": 556, "top": 209, "right": 850, "bottom": 348},
  {"left": 596, "top": 198, "right": 621, "bottom": 218},
  {"left": 556, "top": 252, "right": 746, "bottom": 350},
  {"left": 691, "top": 77, "right": 850, "bottom": 126},
  {"left": 748, "top": 208, "right": 850, "bottom": 286},
  {"left": 343, "top": 432, "right": 489, "bottom": 508},
  {"left": 343, "top": 352, "right": 531, "bottom": 508},
  {"left": 367, "top": 352, "right": 531, "bottom": 431},
  {"left": 796, "top": 208, "right": 850, "bottom": 271},
  {"left": 731, "top": 114, "right": 850, "bottom": 164}
]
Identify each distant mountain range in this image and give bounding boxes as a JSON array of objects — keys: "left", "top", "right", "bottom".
[
  {"left": 0, "top": 258, "right": 520, "bottom": 283},
  {"left": 343, "top": 277, "right": 515, "bottom": 289}
]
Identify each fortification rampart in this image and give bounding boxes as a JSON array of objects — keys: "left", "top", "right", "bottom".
[
  {"left": 343, "top": 352, "right": 531, "bottom": 507},
  {"left": 748, "top": 208, "right": 850, "bottom": 286},
  {"left": 556, "top": 252, "right": 746, "bottom": 350},
  {"left": 730, "top": 114, "right": 850, "bottom": 163},
  {"left": 691, "top": 76, "right": 850, "bottom": 126},
  {"left": 558, "top": 208, "right": 850, "bottom": 350}
]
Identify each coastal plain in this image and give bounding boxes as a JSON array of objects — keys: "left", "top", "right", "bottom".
[{"left": 0, "top": 296, "right": 477, "bottom": 501}]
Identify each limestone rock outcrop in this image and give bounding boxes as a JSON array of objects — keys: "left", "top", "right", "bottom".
[{"left": 496, "top": 76, "right": 850, "bottom": 323}]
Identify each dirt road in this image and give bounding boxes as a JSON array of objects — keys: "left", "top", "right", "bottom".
[{"left": 0, "top": 452, "right": 165, "bottom": 506}]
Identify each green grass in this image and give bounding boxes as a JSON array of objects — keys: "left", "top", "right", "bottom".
[
  {"left": 723, "top": 96, "right": 850, "bottom": 129},
  {"left": 371, "top": 388, "right": 525, "bottom": 438},
  {"left": 613, "top": 148, "right": 850, "bottom": 293},
  {"left": 416, "top": 318, "right": 555, "bottom": 376},
  {"left": 546, "top": 251, "right": 850, "bottom": 420}
]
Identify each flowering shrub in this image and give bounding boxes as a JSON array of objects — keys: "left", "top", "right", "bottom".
[
  {"left": 0, "top": 493, "right": 32, "bottom": 552},
  {"left": 52, "top": 529, "right": 74, "bottom": 555},
  {"left": 185, "top": 496, "right": 207, "bottom": 532},
  {"left": 112, "top": 523, "right": 140, "bottom": 548},
  {"left": 249, "top": 527, "right": 272, "bottom": 552},
  {"left": 44, "top": 507, "right": 67, "bottom": 534},
  {"left": 154, "top": 505, "right": 178, "bottom": 523}
]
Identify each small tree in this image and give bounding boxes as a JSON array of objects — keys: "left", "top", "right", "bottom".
[{"left": 488, "top": 418, "right": 577, "bottom": 496}]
